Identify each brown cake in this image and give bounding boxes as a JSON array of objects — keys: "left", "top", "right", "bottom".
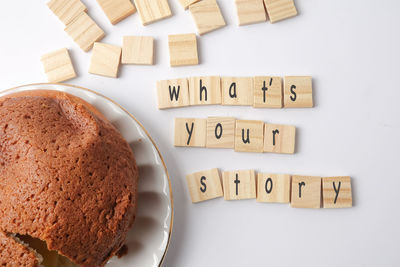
[{"left": 0, "top": 90, "right": 139, "bottom": 266}]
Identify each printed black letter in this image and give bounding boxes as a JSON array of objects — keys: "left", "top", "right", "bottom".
[
  {"left": 215, "top": 123, "right": 223, "bottom": 139},
  {"left": 234, "top": 173, "right": 240, "bottom": 195},
  {"left": 265, "top": 177, "right": 273, "bottom": 194},
  {"left": 200, "top": 176, "right": 207, "bottom": 193},
  {"left": 169, "top": 85, "right": 180, "bottom": 101},
  {"left": 229, "top": 82, "right": 237, "bottom": 98},
  {"left": 333, "top": 181, "right": 341, "bottom": 204},
  {"left": 272, "top": 129, "right": 280, "bottom": 146},
  {"left": 290, "top": 85, "right": 297, "bottom": 101},
  {"left": 185, "top": 122, "right": 194, "bottom": 145},
  {"left": 199, "top": 79, "right": 208, "bottom": 101},
  {"left": 242, "top": 129, "right": 250, "bottom": 144},
  {"left": 298, "top": 182, "right": 305, "bottom": 198}
]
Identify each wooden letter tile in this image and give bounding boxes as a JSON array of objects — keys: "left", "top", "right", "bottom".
[
  {"left": 323, "top": 176, "right": 352, "bottom": 208},
  {"left": 264, "top": 0, "right": 297, "bottom": 23},
  {"left": 235, "top": 0, "right": 267, "bottom": 26},
  {"left": 134, "top": 0, "right": 172, "bottom": 25},
  {"left": 186, "top": 168, "right": 223, "bottom": 203},
  {"left": 168, "top": 33, "right": 199, "bottom": 67},
  {"left": 47, "top": 0, "right": 87, "bottom": 25},
  {"left": 97, "top": 0, "right": 136, "bottom": 25},
  {"left": 122, "top": 36, "right": 154, "bottom": 65},
  {"left": 263, "top": 123, "right": 296, "bottom": 154},
  {"left": 221, "top": 77, "right": 254, "bottom": 106},
  {"left": 174, "top": 118, "right": 206, "bottom": 147},
  {"left": 284, "top": 76, "right": 313, "bottom": 108},
  {"left": 157, "top": 79, "right": 190, "bottom": 109},
  {"left": 222, "top": 170, "right": 256, "bottom": 200},
  {"left": 179, "top": 0, "right": 201, "bottom": 9},
  {"left": 206, "top": 117, "right": 235, "bottom": 149},
  {"left": 64, "top": 12, "right": 105, "bottom": 52},
  {"left": 89, "top": 42, "right": 121, "bottom": 78},
  {"left": 188, "top": 76, "right": 221, "bottom": 105},
  {"left": 256, "top": 173, "right": 291, "bottom": 203},
  {"left": 41, "top": 48, "right": 76, "bottom": 83},
  {"left": 234, "top": 120, "right": 264, "bottom": 153},
  {"left": 189, "top": 0, "right": 226, "bottom": 35},
  {"left": 290, "top": 176, "right": 321, "bottom": 208},
  {"left": 253, "top": 76, "right": 282, "bottom": 108}
]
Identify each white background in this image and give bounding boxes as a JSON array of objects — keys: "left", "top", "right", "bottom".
[{"left": 1, "top": 1, "right": 400, "bottom": 266}]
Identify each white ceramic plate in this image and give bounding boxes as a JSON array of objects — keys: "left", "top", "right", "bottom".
[{"left": 0, "top": 83, "right": 173, "bottom": 267}]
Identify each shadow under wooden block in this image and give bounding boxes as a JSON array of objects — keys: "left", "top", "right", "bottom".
[
  {"left": 263, "top": 123, "right": 296, "bottom": 154},
  {"left": 234, "top": 120, "right": 264, "bottom": 153},
  {"left": 97, "top": 0, "right": 136, "bottom": 25},
  {"left": 122, "top": 36, "right": 154, "bottom": 65},
  {"left": 222, "top": 77, "right": 254, "bottom": 106},
  {"left": 168, "top": 33, "right": 199, "bottom": 67},
  {"left": 174, "top": 118, "right": 206, "bottom": 147},
  {"left": 206, "top": 117, "right": 235, "bottom": 149},
  {"left": 89, "top": 42, "right": 122, "bottom": 78},
  {"left": 322, "top": 176, "right": 352, "bottom": 208},
  {"left": 47, "top": 0, "right": 87, "bottom": 25},
  {"left": 186, "top": 168, "right": 223, "bottom": 203},
  {"left": 253, "top": 76, "right": 282, "bottom": 108},
  {"left": 235, "top": 0, "right": 267, "bottom": 26},
  {"left": 157, "top": 78, "right": 189, "bottom": 109},
  {"left": 188, "top": 76, "right": 221, "bottom": 105},
  {"left": 134, "top": 0, "right": 172, "bottom": 25},
  {"left": 189, "top": 0, "right": 226, "bottom": 35},
  {"left": 290, "top": 175, "right": 321, "bottom": 208},
  {"left": 256, "top": 173, "right": 291, "bottom": 203},
  {"left": 264, "top": 0, "right": 297, "bottom": 23},
  {"left": 222, "top": 170, "right": 256, "bottom": 200},
  {"left": 284, "top": 76, "right": 313, "bottom": 108}
]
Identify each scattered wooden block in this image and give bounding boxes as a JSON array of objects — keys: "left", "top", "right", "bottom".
[
  {"left": 47, "top": 0, "right": 87, "bottom": 25},
  {"left": 122, "top": 36, "right": 154, "bottom": 65},
  {"left": 134, "top": 0, "right": 172, "bottom": 25},
  {"left": 168, "top": 34, "right": 199, "bottom": 67},
  {"left": 234, "top": 120, "right": 264, "bottom": 153},
  {"left": 97, "top": 0, "right": 136, "bottom": 25},
  {"left": 189, "top": 0, "right": 226, "bottom": 35},
  {"left": 206, "top": 117, "right": 236, "bottom": 149},
  {"left": 64, "top": 12, "right": 105, "bottom": 52},
  {"left": 284, "top": 76, "right": 313, "bottom": 108},
  {"left": 41, "top": 48, "right": 76, "bottom": 83},
  {"left": 221, "top": 77, "right": 254, "bottom": 106},
  {"left": 263, "top": 123, "right": 296, "bottom": 154},
  {"left": 222, "top": 170, "right": 256, "bottom": 200},
  {"left": 235, "top": 0, "right": 267, "bottom": 26},
  {"left": 188, "top": 76, "right": 221, "bottom": 105},
  {"left": 89, "top": 42, "right": 121, "bottom": 78},
  {"left": 253, "top": 76, "right": 282, "bottom": 108},
  {"left": 186, "top": 168, "right": 223, "bottom": 203},
  {"left": 256, "top": 173, "right": 291, "bottom": 203},
  {"left": 263, "top": 0, "right": 297, "bottom": 23},
  {"left": 174, "top": 118, "right": 207, "bottom": 147},
  {"left": 323, "top": 176, "right": 352, "bottom": 208},
  {"left": 157, "top": 78, "right": 190, "bottom": 109},
  {"left": 178, "top": 0, "right": 201, "bottom": 9},
  {"left": 290, "top": 176, "right": 321, "bottom": 208}
]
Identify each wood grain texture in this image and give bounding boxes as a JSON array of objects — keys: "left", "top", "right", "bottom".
[
  {"left": 284, "top": 76, "right": 313, "bottom": 108},
  {"left": 206, "top": 117, "right": 236, "bottom": 148},
  {"left": 234, "top": 120, "right": 264, "bottom": 153},
  {"left": 253, "top": 76, "right": 282, "bottom": 108},
  {"left": 264, "top": 0, "right": 297, "bottom": 23},
  {"left": 256, "top": 173, "right": 291, "bottom": 203},
  {"left": 189, "top": 0, "right": 226, "bottom": 35},
  {"left": 263, "top": 123, "right": 296, "bottom": 154},
  {"left": 235, "top": 0, "right": 267, "bottom": 26},
  {"left": 221, "top": 77, "right": 254, "bottom": 106},
  {"left": 222, "top": 170, "right": 256, "bottom": 200},
  {"left": 323, "top": 176, "right": 352, "bottom": 208},
  {"left": 64, "top": 12, "right": 105, "bottom": 52},
  {"left": 134, "top": 0, "right": 172, "bottom": 25},
  {"left": 89, "top": 42, "right": 121, "bottom": 78},
  {"left": 174, "top": 118, "right": 206, "bottom": 147},
  {"left": 290, "top": 175, "right": 321, "bottom": 208},
  {"left": 186, "top": 168, "right": 223, "bottom": 203},
  {"left": 122, "top": 36, "right": 154, "bottom": 65},
  {"left": 168, "top": 33, "right": 199, "bottom": 66},
  {"left": 41, "top": 48, "right": 76, "bottom": 83},
  {"left": 157, "top": 78, "right": 190, "bottom": 109},
  {"left": 97, "top": 0, "right": 136, "bottom": 25},
  {"left": 47, "top": 0, "right": 87, "bottom": 25},
  {"left": 188, "top": 76, "right": 221, "bottom": 105},
  {"left": 178, "top": 0, "right": 201, "bottom": 10}
]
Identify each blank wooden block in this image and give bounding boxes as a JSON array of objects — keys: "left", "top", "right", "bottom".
[
  {"left": 174, "top": 118, "right": 206, "bottom": 147},
  {"left": 323, "top": 176, "right": 352, "bottom": 208},
  {"left": 234, "top": 120, "right": 264, "bottom": 153},
  {"left": 89, "top": 42, "right": 121, "bottom": 78},
  {"left": 186, "top": 168, "right": 223, "bottom": 203},
  {"left": 284, "top": 76, "right": 313, "bottom": 108},
  {"left": 64, "top": 12, "right": 105, "bottom": 52},
  {"left": 168, "top": 34, "right": 199, "bottom": 67},
  {"left": 179, "top": 0, "right": 201, "bottom": 9},
  {"left": 235, "top": 0, "right": 267, "bottom": 26},
  {"left": 134, "top": 0, "right": 172, "bottom": 25},
  {"left": 253, "top": 76, "right": 282, "bottom": 108},
  {"left": 41, "top": 48, "right": 76, "bottom": 83},
  {"left": 97, "top": 0, "right": 136, "bottom": 25},
  {"left": 47, "top": 0, "right": 87, "bottom": 25},
  {"left": 122, "top": 36, "right": 154, "bottom": 65},
  {"left": 264, "top": 0, "right": 297, "bottom": 23},
  {"left": 222, "top": 170, "right": 256, "bottom": 200},
  {"left": 188, "top": 76, "right": 221, "bottom": 105},
  {"left": 256, "top": 173, "right": 291, "bottom": 203},
  {"left": 263, "top": 123, "right": 296, "bottom": 154},
  {"left": 189, "top": 0, "right": 226, "bottom": 35},
  {"left": 221, "top": 77, "right": 254, "bottom": 106},
  {"left": 206, "top": 117, "right": 235, "bottom": 149},
  {"left": 157, "top": 79, "right": 190, "bottom": 109},
  {"left": 291, "top": 176, "right": 321, "bottom": 209}
]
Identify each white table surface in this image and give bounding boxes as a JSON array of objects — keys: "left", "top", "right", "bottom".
[{"left": 1, "top": 1, "right": 400, "bottom": 266}]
